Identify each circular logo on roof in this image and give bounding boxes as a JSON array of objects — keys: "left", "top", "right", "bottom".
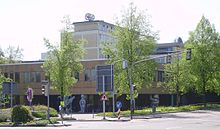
[{"left": 85, "top": 13, "right": 95, "bottom": 21}]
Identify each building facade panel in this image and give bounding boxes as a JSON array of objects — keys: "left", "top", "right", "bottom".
[
  {"left": 73, "top": 22, "right": 99, "bottom": 32},
  {"left": 84, "top": 49, "right": 98, "bottom": 60}
]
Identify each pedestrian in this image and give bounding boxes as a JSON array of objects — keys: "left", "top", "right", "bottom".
[{"left": 59, "top": 105, "right": 63, "bottom": 119}]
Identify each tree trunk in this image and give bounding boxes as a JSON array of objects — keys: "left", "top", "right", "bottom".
[
  {"left": 202, "top": 75, "right": 207, "bottom": 107},
  {"left": 202, "top": 82, "right": 207, "bottom": 107},
  {"left": 176, "top": 92, "right": 181, "bottom": 107}
]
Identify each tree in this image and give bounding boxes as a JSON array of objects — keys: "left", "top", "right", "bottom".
[
  {"left": 103, "top": 3, "right": 158, "bottom": 98},
  {"left": 0, "top": 46, "right": 23, "bottom": 101},
  {"left": 185, "top": 16, "right": 220, "bottom": 106},
  {"left": 165, "top": 16, "right": 220, "bottom": 106},
  {"left": 0, "top": 48, "right": 5, "bottom": 64},
  {"left": 4, "top": 46, "right": 23, "bottom": 63},
  {"left": 43, "top": 16, "right": 85, "bottom": 98},
  {"left": 164, "top": 52, "right": 195, "bottom": 106}
]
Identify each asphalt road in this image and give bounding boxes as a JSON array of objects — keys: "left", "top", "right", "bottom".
[{"left": 1, "top": 109, "right": 220, "bottom": 129}]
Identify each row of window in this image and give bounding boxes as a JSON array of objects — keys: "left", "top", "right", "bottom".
[
  {"left": 100, "top": 24, "right": 114, "bottom": 32},
  {"left": 3, "top": 72, "right": 41, "bottom": 83},
  {"left": 3, "top": 70, "right": 165, "bottom": 84},
  {"left": 83, "top": 69, "right": 165, "bottom": 82}
]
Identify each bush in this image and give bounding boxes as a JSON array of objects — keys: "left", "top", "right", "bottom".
[
  {"left": 0, "top": 113, "right": 9, "bottom": 122},
  {"left": 30, "top": 105, "right": 58, "bottom": 119},
  {"left": 11, "top": 105, "right": 33, "bottom": 124},
  {"left": 0, "top": 109, "right": 11, "bottom": 122}
]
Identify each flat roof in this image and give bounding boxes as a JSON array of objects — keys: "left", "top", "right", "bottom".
[
  {"left": 0, "top": 59, "right": 107, "bottom": 66},
  {"left": 156, "top": 42, "right": 183, "bottom": 48},
  {"left": 72, "top": 20, "right": 115, "bottom": 26}
]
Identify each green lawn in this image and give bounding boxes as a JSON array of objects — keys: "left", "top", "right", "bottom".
[{"left": 98, "top": 104, "right": 220, "bottom": 117}]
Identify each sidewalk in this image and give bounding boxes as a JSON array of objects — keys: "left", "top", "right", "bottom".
[
  {"left": 58, "top": 113, "right": 130, "bottom": 122},
  {"left": 53, "top": 113, "right": 171, "bottom": 126}
]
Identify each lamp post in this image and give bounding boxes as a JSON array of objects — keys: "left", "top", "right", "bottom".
[
  {"left": 176, "top": 49, "right": 180, "bottom": 106},
  {"left": 47, "top": 75, "right": 50, "bottom": 120},
  {"left": 123, "top": 59, "right": 134, "bottom": 120},
  {"left": 10, "top": 81, "right": 13, "bottom": 108},
  {"left": 128, "top": 67, "right": 134, "bottom": 120}
]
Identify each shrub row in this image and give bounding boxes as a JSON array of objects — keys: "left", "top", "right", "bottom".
[
  {"left": 0, "top": 105, "right": 58, "bottom": 123},
  {"left": 30, "top": 105, "right": 58, "bottom": 119}
]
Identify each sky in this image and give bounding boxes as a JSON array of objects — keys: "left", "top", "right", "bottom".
[{"left": 0, "top": 0, "right": 219, "bottom": 60}]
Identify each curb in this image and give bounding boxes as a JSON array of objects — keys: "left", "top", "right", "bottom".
[
  {"left": 58, "top": 118, "right": 130, "bottom": 122},
  {"left": 0, "top": 123, "right": 72, "bottom": 127}
]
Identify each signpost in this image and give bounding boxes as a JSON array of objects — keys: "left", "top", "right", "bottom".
[
  {"left": 96, "top": 64, "right": 114, "bottom": 120},
  {"left": 101, "top": 93, "right": 108, "bottom": 119},
  {"left": 41, "top": 80, "right": 50, "bottom": 120},
  {"left": 150, "top": 94, "right": 159, "bottom": 113}
]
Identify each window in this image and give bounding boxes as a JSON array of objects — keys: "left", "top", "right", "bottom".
[
  {"left": 74, "top": 72, "right": 80, "bottom": 82},
  {"left": 10, "top": 73, "right": 14, "bottom": 80},
  {"left": 157, "top": 71, "right": 164, "bottom": 82},
  {"left": 84, "top": 69, "right": 96, "bottom": 81},
  {"left": 35, "top": 72, "right": 41, "bottom": 82},
  {"left": 91, "top": 69, "right": 96, "bottom": 81},
  {"left": 23, "top": 72, "right": 41, "bottom": 83},
  {"left": 99, "top": 48, "right": 105, "bottom": 59},
  {"left": 84, "top": 69, "right": 91, "bottom": 81},
  {"left": 4, "top": 73, "right": 8, "bottom": 78},
  {"left": 155, "top": 57, "right": 166, "bottom": 64},
  {"left": 15, "top": 72, "right": 20, "bottom": 83},
  {"left": 30, "top": 72, "right": 36, "bottom": 82},
  {"left": 24, "top": 72, "right": 30, "bottom": 83}
]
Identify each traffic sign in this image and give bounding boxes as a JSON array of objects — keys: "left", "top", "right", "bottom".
[
  {"left": 101, "top": 94, "right": 108, "bottom": 101},
  {"left": 151, "top": 94, "right": 159, "bottom": 104},
  {"left": 26, "top": 88, "right": 33, "bottom": 102},
  {"left": 2, "top": 82, "right": 17, "bottom": 95},
  {"left": 96, "top": 64, "right": 114, "bottom": 92},
  {"left": 116, "top": 101, "right": 122, "bottom": 109}
]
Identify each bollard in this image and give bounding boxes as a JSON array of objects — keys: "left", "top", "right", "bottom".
[
  {"left": 92, "top": 109, "right": 94, "bottom": 118},
  {"left": 117, "top": 109, "right": 121, "bottom": 120}
]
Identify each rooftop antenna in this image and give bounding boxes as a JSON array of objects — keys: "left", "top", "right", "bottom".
[{"left": 85, "top": 13, "right": 95, "bottom": 21}]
